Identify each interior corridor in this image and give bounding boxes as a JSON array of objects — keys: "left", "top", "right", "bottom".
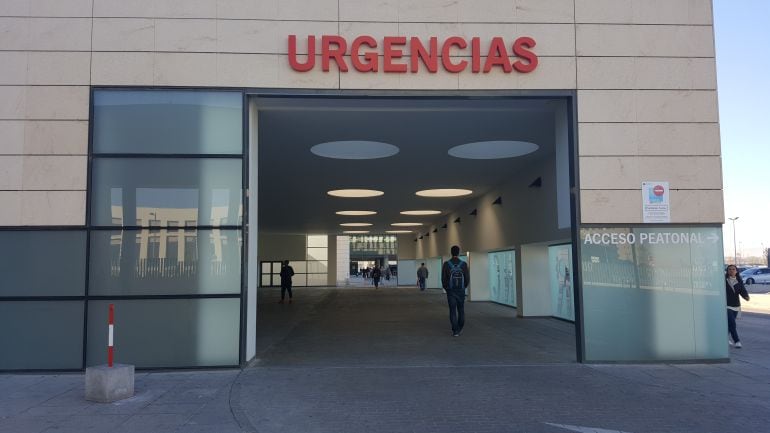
[{"left": 253, "top": 287, "right": 576, "bottom": 367}]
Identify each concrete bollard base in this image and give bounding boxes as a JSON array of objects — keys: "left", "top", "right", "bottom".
[{"left": 85, "top": 364, "right": 135, "bottom": 403}]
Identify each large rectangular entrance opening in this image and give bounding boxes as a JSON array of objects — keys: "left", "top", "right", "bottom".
[{"left": 249, "top": 93, "right": 580, "bottom": 365}]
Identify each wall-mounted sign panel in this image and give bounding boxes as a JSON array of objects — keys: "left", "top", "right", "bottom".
[
  {"left": 642, "top": 181, "right": 670, "bottom": 223},
  {"left": 488, "top": 250, "right": 516, "bottom": 307},
  {"left": 549, "top": 244, "right": 574, "bottom": 321}
]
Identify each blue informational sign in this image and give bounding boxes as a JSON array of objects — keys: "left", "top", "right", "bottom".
[{"left": 488, "top": 250, "right": 516, "bottom": 307}]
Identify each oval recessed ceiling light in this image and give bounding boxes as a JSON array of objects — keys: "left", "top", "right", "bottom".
[
  {"left": 328, "top": 189, "right": 384, "bottom": 198},
  {"left": 448, "top": 140, "right": 539, "bottom": 159},
  {"left": 386, "top": 230, "right": 413, "bottom": 234},
  {"left": 400, "top": 210, "right": 441, "bottom": 216},
  {"left": 340, "top": 222, "right": 373, "bottom": 227},
  {"left": 336, "top": 210, "right": 377, "bottom": 216},
  {"left": 415, "top": 189, "right": 472, "bottom": 198},
  {"left": 343, "top": 230, "right": 369, "bottom": 234},
  {"left": 311, "top": 140, "right": 399, "bottom": 159},
  {"left": 391, "top": 222, "right": 423, "bottom": 227}
]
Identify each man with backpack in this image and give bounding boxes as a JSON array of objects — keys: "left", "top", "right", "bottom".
[
  {"left": 441, "top": 246, "right": 470, "bottom": 337},
  {"left": 279, "top": 260, "right": 295, "bottom": 304}
]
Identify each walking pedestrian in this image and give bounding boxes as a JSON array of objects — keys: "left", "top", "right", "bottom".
[
  {"left": 441, "top": 246, "right": 469, "bottom": 337},
  {"left": 279, "top": 260, "right": 295, "bottom": 304},
  {"left": 372, "top": 265, "right": 382, "bottom": 289},
  {"left": 725, "top": 264, "right": 750, "bottom": 348},
  {"left": 417, "top": 262, "right": 429, "bottom": 291}
]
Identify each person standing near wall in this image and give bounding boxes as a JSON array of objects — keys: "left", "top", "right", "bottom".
[
  {"left": 725, "top": 264, "right": 750, "bottom": 348},
  {"left": 442, "top": 246, "right": 470, "bottom": 337},
  {"left": 279, "top": 260, "right": 295, "bottom": 304},
  {"left": 417, "top": 263, "right": 429, "bottom": 291}
]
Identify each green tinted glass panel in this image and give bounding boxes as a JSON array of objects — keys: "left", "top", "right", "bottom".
[
  {"left": 580, "top": 226, "right": 727, "bottom": 362},
  {"left": 549, "top": 244, "right": 574, "bottom": 321},
  {"left": 0, "top": 231, "right": 86, "bottom": 297},
  {"left": 87, "top": 299, "right": 239, "bottom": 368},
  {"left": 93, "top": 90, "right": 242, "bottom": 155},
  {"left": 0, "top": 301, "right": 83, "bottom": 370}
]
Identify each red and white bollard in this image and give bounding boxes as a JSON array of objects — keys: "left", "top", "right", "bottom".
[
  {"left": 107, "top": 303, "right": 114, "bottom": 367},
  {"left": 86, "top": 302, "right": 134, "bottom": 403}
]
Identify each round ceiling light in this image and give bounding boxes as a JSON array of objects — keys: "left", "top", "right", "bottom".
[
  {"left": 311, "top": 140, "right": 399, "bottom": 159},
  {"left": 328, "top": 189, "right": 384, "bottom": 198},
  {"left": 391, "top": 222, "right": 423, "bottom": 227},
  {"left": 448, "top": 140, "right": 539, "bottom": 159},
  {"left": 336, "top": 210, "right": 377, "bottom": 216},
  {"left": 400, "top": 210, "right": 441, "bottom": 216},
  {"left": 386, "top": 230, "right": 413, "bottom": 234},
  {"left": 340, "top": 223, "right": 373, "bottom": 227},
  {"left": 343, "top": 230, "right": 369, "bottom": 234},
  {"left": 415, "top": 189, "right": 473, "bottom": 198}
]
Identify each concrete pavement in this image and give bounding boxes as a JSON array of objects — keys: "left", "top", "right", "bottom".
[{"left": 1, "top": 287, "right": 769, "bottom": 433}]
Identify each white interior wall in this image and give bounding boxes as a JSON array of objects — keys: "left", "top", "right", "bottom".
[
  {"left": 520, "top": 243, "right": 552, "bottom": 316},
  {"left": 397, "top": 260, "right": 417, "bottom": 287},
  {"left": 426, "top": 257, "right": 443, "bottom": 289},
  {"left": 326, "top": 234, "right": 337, "bottom": 286},
  {"left": 469, "top": 252, "right": 490, "bottom": 301},
  {"left": 245, "top": 99, "right": 259, "bottom": 362}
]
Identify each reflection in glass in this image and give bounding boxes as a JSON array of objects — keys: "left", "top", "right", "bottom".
[
  {"left": 0, "top": 231, "right": 86, "bottom": 297},
  {"left": 488, "top": 250, "right": 516, "bottom": 307},
  {"left": 307, "top": 235, "right": 328, "bottom": 248},
  {"left": 549, "top": 244, "right": 574, "bottom": 321},
  {"left": 92, "top": 158, "right": 242, "bottom": 227},
  {"left": 93, "top": 90, "right": 242, "bottom": 155},
  {"left": 89, "top": 229, "right": 241, "bottom": 295},
  {"left": 581, "top": 226, "right": 727, "bottom": 361},
  {"left": 307, "top": 247, "right": 328, "bottom": 261}
]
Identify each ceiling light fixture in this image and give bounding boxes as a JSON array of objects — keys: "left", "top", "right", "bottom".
[
  {"left": 391, "top": 222, "right": 423, "bottom": 227},
  {"left": 328, "top": 189, "right": 384, "bottom": 198},
  {"left": 343, "top": 230, "right": 369, "bottom": 234},
  {"left": 386, "top": 230, "right": 413, "bottom": 234},
  {"left": 311, "top": 140, "right": 399, "bottom": 160},
  {"left": 336, "top": 210, "right": 377, "bottom": 216},
  {"left": 415, "top": 189, "right": 472, "bottom": 198},
  {"left": 448, "top": 140, "right": 539, "bottom": 159},
  {"left": 400, "top": 210, "right": 441, "bottom": 216},
  {"left": 340, "top": 223, "right": 373, "bottom": 227}
]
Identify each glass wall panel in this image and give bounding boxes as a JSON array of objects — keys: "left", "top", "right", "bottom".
[
  {"left": 89, "top": 229, "right": 241, "bottom": 295},
  {"left": 581, "top": 226, "right": 727, "bottom": 362},
  {"left": 91, "top": 158, "right": 242, "bottom": 227},
  {"left": 292, "top": 274, "right": 307, "bottom": 287},
  {"left": 549, "top": 244, "right": 574, "bottom": 321},
  {"left": 488, "top": 250, "right": 516, "bottom": 307},
  {"left": 307, "top": 260, "right": 328, "bottom": 273},
  {"left": 87, "top": 299, "right": 239, "bottom": 368},
  {"left": 0, "top": 301, "right": 83, "bottom": 369},
  {"left": 93, "top": 90, "right": 242, "bottom": 155},
  {"left": 0, "top": 231, "right": 86, "bottom": 297},
  {"left": 290, "top": 261, "right": 307, "bottom": 273}
]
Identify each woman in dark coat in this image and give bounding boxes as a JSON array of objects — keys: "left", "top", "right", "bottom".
[{"left": 725, "top": 264, "right": 750, "bottom": 348}]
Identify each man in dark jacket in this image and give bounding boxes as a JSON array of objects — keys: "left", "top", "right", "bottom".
[
  {"left": 442, "top": 245, "right": 470, "bottom": 337},
  {"left": 279, "top": 260, "right": 295, "bottom": 304}
]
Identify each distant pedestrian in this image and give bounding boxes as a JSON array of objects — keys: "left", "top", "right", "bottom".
[
  {"left": 441, "top": 246, "right": 469, "bottom": 337},
  {"left": 279, "top": 260, "right": 295, "bottom": 304},
  {"left": 726, "top": 264, "right": 750, "bottom": 348},
  {"left": 417, "top": 263, "right": 429, "bottom": 291},
  {"left": 372, "top": 265, "right": 382, "bottom": 289},
  {"left": 384, "top": 266, "right": 391, "bottom": 281}
]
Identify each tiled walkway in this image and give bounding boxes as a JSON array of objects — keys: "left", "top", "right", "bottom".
[{"left": 2, "top": 287, "right": 769, "bottom": 433}]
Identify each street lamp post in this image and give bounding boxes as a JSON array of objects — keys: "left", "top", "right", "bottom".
[{"left": 728, "top": 217, "right": 739, "bottom": 265}]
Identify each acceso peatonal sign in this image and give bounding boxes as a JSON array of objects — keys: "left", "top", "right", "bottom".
[{"left": 583, "top": 230, "right": 720, "bottom": 246}]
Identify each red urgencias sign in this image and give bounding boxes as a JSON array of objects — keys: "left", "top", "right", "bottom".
[{"left": 288, "top": 35, "right": 538, "bottom": 74}]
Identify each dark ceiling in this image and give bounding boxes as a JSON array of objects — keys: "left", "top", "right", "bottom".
[{"left": 256, "top": 96, "right": 560, "bottom": 234}]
